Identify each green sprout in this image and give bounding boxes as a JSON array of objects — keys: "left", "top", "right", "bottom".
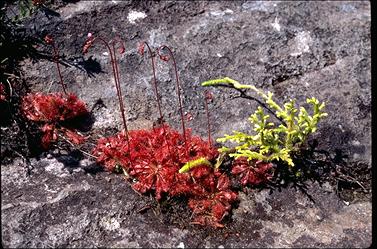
[
  {"left": 179, "top": 157, "right": 213, "bottom": 173},
  {"left": 201, "top": 77, "right": 328, "bottom": 167}
]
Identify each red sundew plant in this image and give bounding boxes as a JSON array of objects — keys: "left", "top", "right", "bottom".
[
  {"left": 188, "top": 170, "right": 238, "bottom": 228},
  {"left": 21, "top": 93, "right": 88, "bottom": 149},
  {"left": 92, "top": 124, "right": 237, "bottom": 226},
  {"left": 92, "top": 42, "right": 242, "bottom": 228},
  {"left": 231, "top": 157, "right": 273, "bottom": 186},
  {"left": 93, "top": 125, "right": 219, "bottom": 199},
  {"left": 21, "top": 35, "right": 89, "bottom": 149}
]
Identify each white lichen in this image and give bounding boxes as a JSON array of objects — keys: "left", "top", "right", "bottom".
[{"left": 127, "top": 10, "right": 147, "bottom": 24}]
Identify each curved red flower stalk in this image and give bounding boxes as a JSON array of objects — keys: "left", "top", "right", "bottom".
[
  {"left": 82, "top": 33, "right": 129, "bottom": 138},
  {"left": 44, "top": 35, "right": 67, "bottom": 95},
  {"left": 138, "top": 42, "right": 172, "bottom": 156},
  {"left": 157, "top": 45, "right": 187, "bottom": 142},
  {"left": 110, "top": 35, "right": 128, "bottom": 134},
  {"left": 204, "top": 90, "right": 213, "bottom": 146},
  {"left": 138, "top": 42, "right": 164, "bottom": 123}
]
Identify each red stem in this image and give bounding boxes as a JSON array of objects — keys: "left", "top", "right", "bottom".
[
  {"left": 91, "top": 36, "right": 129, "bottom": 137},
  {"left": 111, "top": 37, "right": 128, "bottom": 134},
  {"left": 142, "top": 42, "right": 164, "bottom": 123},
  {"left": 88, "top": 36, "right": 133, "bottom": 166},
  {"left": 83, "top": 34, "right": 133, "bottom": 167},
  {"left": 204, "top": 90, "right": 212, "bottom": 146},
  {"left": 111, "top": 37, "right": 133, "bottom": 167},
  {"left": 140, "top": 42, "right": 173, "bottom": 156},
  {"left": 157, "top": 45, "right": 187, "bottom": 143},
  {"left": 50, "top": 42, "right": 67, "bottom": 95}
]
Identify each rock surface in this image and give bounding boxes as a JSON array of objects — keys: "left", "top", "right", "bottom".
[
  {"left": 2, "top": 157, "right": 372, "bottom": 248},
  {"left": 19, "top": 0, "right": 371, "bottom": 163},
  {"left": 2, "top": 1, "right": 371, "bottom": 248}
]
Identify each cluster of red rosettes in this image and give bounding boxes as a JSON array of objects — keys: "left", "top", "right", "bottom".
[
  {"left": 21, "top": 92, "right": 89, "bottom": 148},
  {"left": 93, "top": 124, "right": 239, "bottom": 227}
]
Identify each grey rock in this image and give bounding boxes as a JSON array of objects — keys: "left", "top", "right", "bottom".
[{"left": 2, "top": 1, "right": 371, "bottom": 248}]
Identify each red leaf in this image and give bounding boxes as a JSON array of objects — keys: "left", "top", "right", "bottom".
[
  {"left": 0, "top": 83, "right": 7, "bottom": 101},
  {"left": 187, "top": 172, "right": 237, "bottom": 228},
  {"left": 63, "top": 128, "right": 86, "bottom": 144},
  {"left": 216, "top": 174, "right": 230, "bottom": 191},
  {"left": 159, "top": 54, "right": 170, "bottom": 62},
  {"left": 211, "top": 202, "right": 228, "bottom": 220},
  {"left": 21, "top": 93, "right": 88, "bottom": 123},
  {"left": 83, "top": 33, "right": 94, "bottom": 54},
  {"left": 44, "top": 35, "right": 53, "bottom": 44},
  {"left": 41, "top": 124, "right": 57, "bottom": 149},
  {"left": 138, "top": 42, "right": 145, "bottom": 56}
]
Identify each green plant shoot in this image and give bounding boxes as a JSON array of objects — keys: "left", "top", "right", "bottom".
[
  {"left": 179, "top": 157, "right": 213, "bottom": 173},
  {"left": 201, "top": 77, "right": 328, "bottom": 167}
]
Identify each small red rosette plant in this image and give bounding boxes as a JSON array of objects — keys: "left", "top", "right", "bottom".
[
  {"left": 21, "top": 92, "right": 88, "bottom": 148},
  {"left": 21, "top": 35, "right": 89, "bottom": 149},
  {"left": 187, "top": 170, "right": 238, "bottom": 228},
  {"left": 231, "top": 157, "right": 273, "bottom": 186}
]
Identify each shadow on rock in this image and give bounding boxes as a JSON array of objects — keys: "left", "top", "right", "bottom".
[
  {"left": 264, "top": 138, "right": 371, "bottom": 203},
  {"left": 51, "top": 148, "right": 104, "bottom": 175},
  {"left": 61, "top": 110, "right": 95, "bottom": 133}
]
